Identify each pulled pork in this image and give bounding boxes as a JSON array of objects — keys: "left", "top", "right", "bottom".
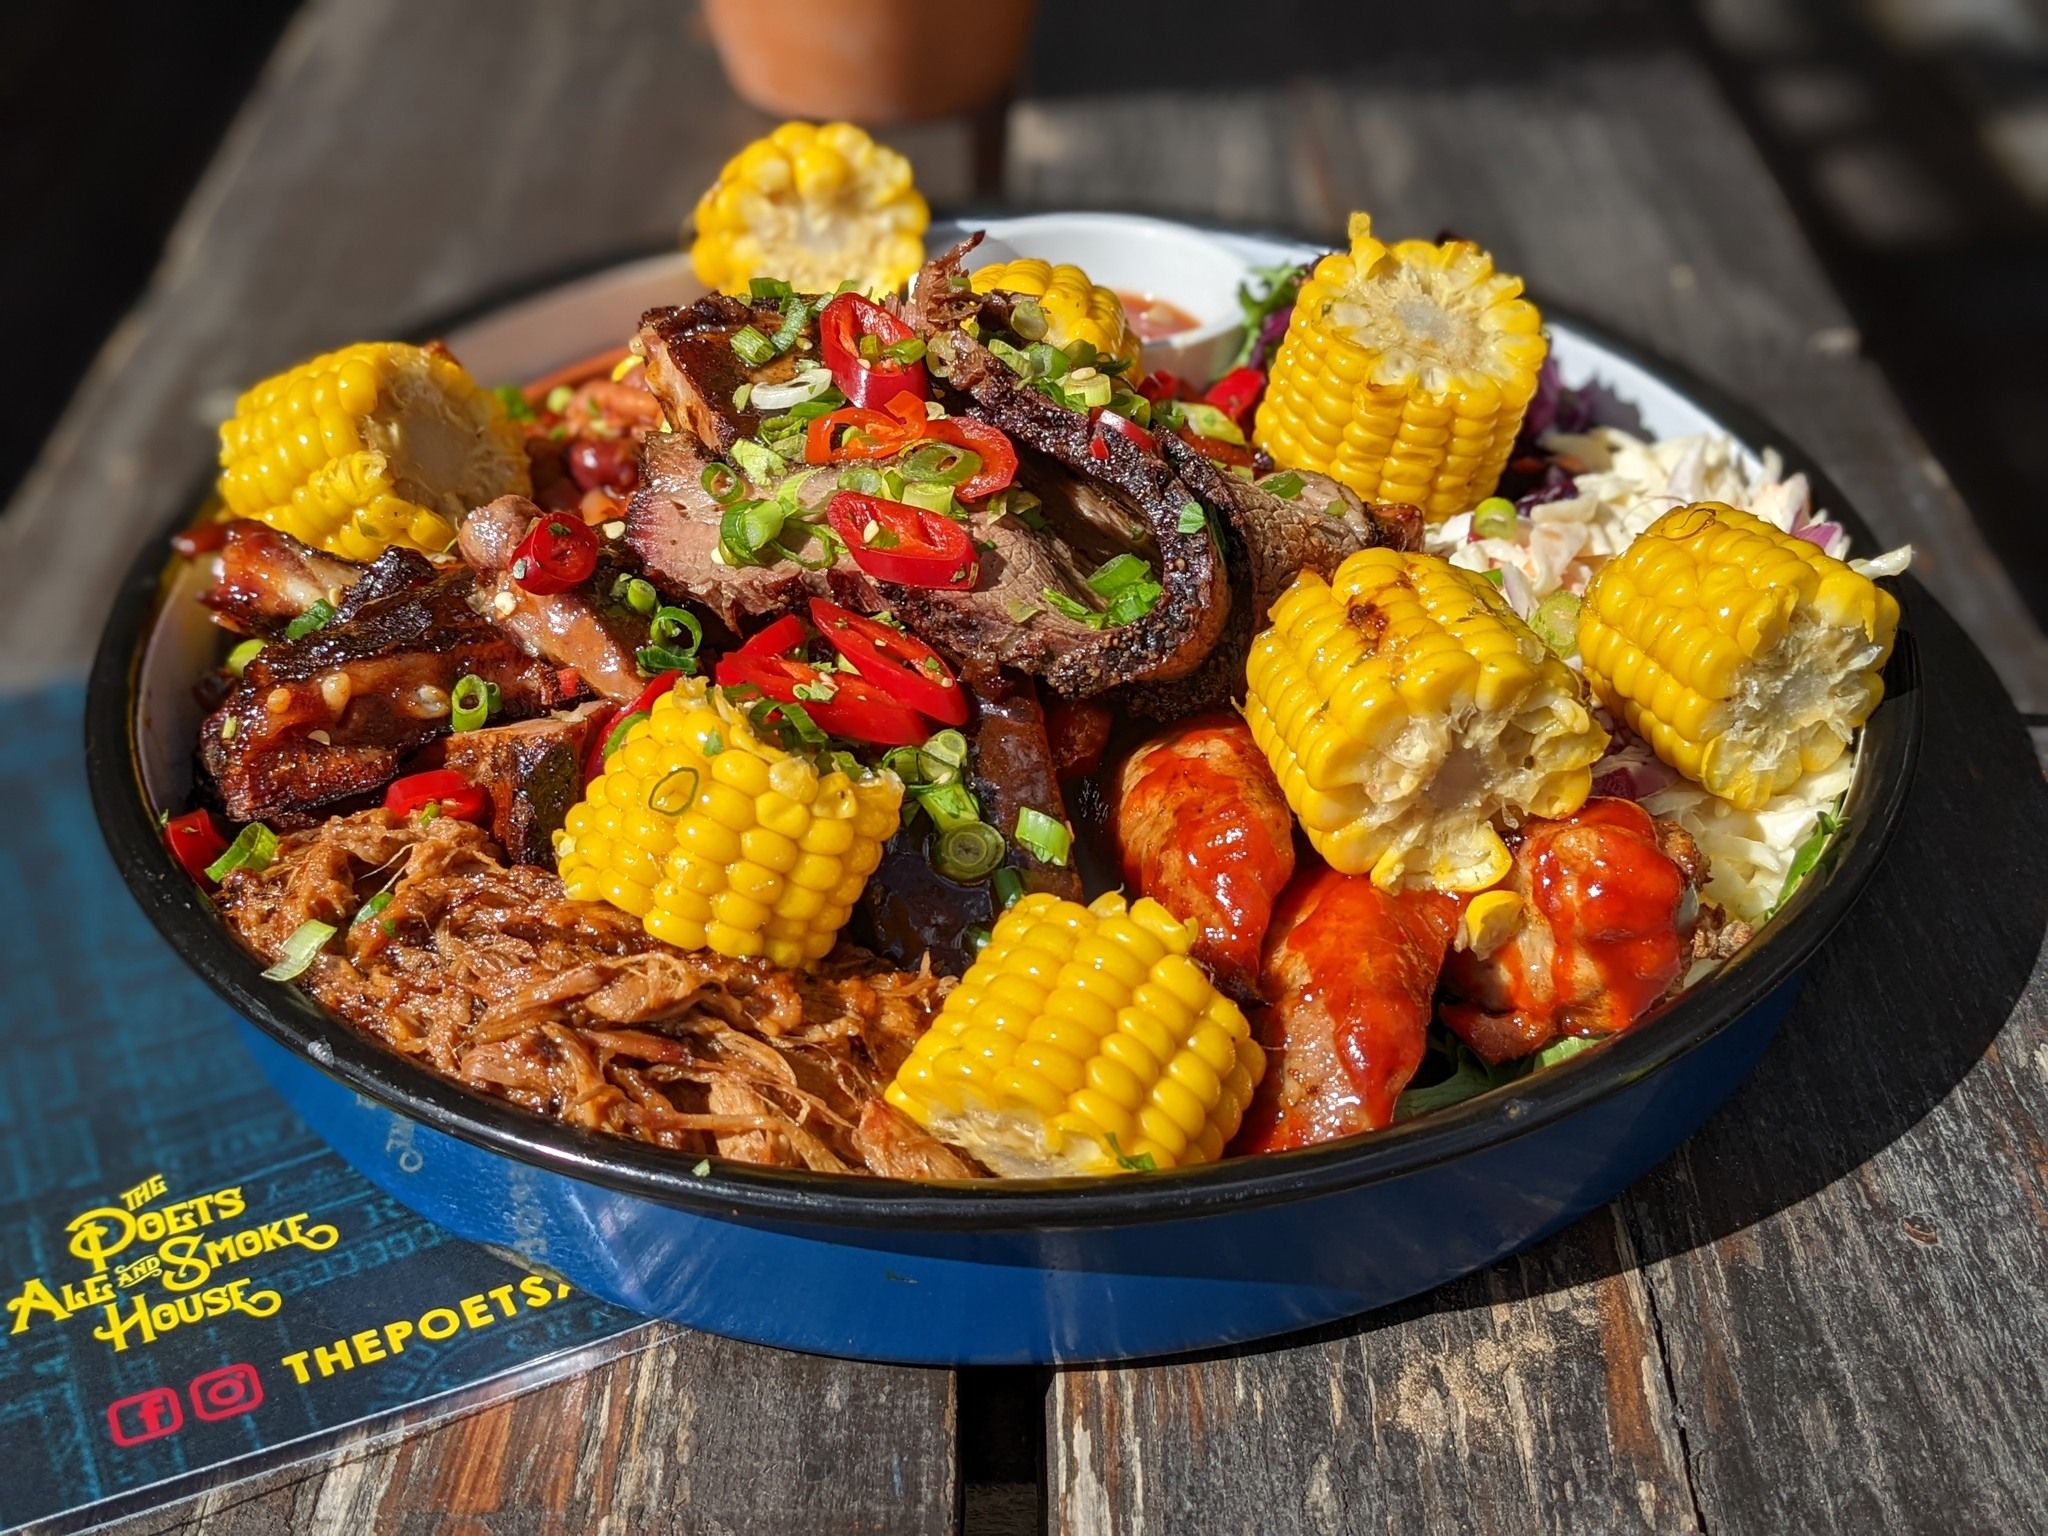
[{"left": 217, "top": 810, "right": 983, "bottom": 1178}]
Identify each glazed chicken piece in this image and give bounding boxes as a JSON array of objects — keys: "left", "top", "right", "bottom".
[
  {"left": 1439, "top": 798, "right": 1703, "bottom": 1064},
  {"left": 1112, "top": 716, "right": 1296, "bottom": 1001},
  {"left": 1232, "top": 869, "right": 1459, "bottom": 1152}
]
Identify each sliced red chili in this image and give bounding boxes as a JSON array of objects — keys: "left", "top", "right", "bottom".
[
  {"left": 826, "top": 492, "right": 980, "bottom": 591},
  {"left": 737, "top": 613, "right": 812, "bottom": 659},
  {"left": 1137, "top": 370, "right": 1192, "bottom": 405},
  {"left": 1090, "top": 408, "right": 1158, "bottom": 457},
  {"left": 1201, "top": 365, "right": 1266, "bottom": 428},
  {"left": 582, "top": 668, "right": 688, "bottom": 783},
  {"left": 805, "top": 406, "right": 912, "bottom": 465},
  {"left": 510, "top": 515, "right": 599, "bottom": 594},
  {"left": 714, "top": 653, "right": 928, "bottom": 746},
  {"left": 164, "top": 808, "right": 228, "bottom": 882},
  {"left": 819, "top": 292, "right": 930, "bottom": 413},
  {"left": 384, "top": 769, "right": 488, "bottom": 823},
  {"left": 924, "top": 417, "right": 1017, "bottom": 501},
  {"left": 808, "top": 598, "right": 968, "bottom": 726},
  {"left": 1173, "top": 425, "right": 1254, "bottom": 470}
]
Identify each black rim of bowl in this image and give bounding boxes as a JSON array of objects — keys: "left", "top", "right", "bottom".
[{"left": 85, "top": 220, "right": 1924, "bottom": 1232}]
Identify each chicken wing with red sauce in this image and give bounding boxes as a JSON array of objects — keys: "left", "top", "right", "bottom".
[
  {"left": 1113, "top": 715, "right": 1294, "bottom": 1000},
  {"left": 1439, "top": 798, "right": 1702, "bottom": 1065},
  {"left": 1232, "top": 869, "right": 1458, "bottom": 1152}
]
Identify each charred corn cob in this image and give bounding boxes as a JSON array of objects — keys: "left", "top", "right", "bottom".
[
  {"left": 1244, "top": 548, "right": 1608, "bottom": 892},
  {"left": 1254, "top": 213, "right": 1547, "bottom": 520},
  {"left": 885, "top": 891, "right": 1263, "bottom": 1176},
  {"left": 690, "top": 121, "right": 929, "bottom": 296},
  {"left": 556, "top": 680, "right": 902, "bottom": 967},
  {"left": 970, "top": 257, "right": 1139, "bottom": 369},
  {"left": 217, "top": 342, "right": 528, "bottom": 559},
  {"left": 1579, "top": 502, "right": 1900, "bottom": 810}
]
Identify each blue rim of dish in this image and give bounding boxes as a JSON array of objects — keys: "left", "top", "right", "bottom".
[{"left": 85, "top": 216, "right": 1924, "bottom": 1232}]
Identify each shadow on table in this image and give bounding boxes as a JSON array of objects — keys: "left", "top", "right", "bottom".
[{"left": 1177, "top": 588, "right": 2046, "bottom": 1365}]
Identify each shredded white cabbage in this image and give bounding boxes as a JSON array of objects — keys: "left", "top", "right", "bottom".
[{"left": 1422, "top": 428, "right": 1909, "bottom": 919}]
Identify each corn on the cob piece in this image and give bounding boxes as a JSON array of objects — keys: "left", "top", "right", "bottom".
[
  {"left": 1253, "top": 213, "right": 1547, "bottom": 521},
  {"left": 969, "top": 257, "right": 1139, "bottom": 369},
  {"left": 884, "top": 891, "right": 1263, "bottom": 1176},
  {"left": 1579, "top": 501, "right": 1900, "bottom": 810},
  {"left": 1244, "top": 547, "right": 1608, "bottom": 892},
  {"left": 690, "top": 121, "right": 929, "bottom": 296},
  {"left": 556, "top": 680, "right": 902, "bottom": 967},
  {"left": 217, "top": 341, "right": 528, "bottom": 559}
]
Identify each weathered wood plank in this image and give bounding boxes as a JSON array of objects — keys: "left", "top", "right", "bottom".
[{"left": 93, "top": 1324, "right": 957, "bottom": 1536}]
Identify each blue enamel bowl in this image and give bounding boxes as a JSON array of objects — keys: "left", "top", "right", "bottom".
[{"left": 87, "top": 222, "right": 1920, "bottom": 1364}]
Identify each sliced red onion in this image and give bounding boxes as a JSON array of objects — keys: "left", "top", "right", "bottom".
[{"left": 1794, "top": 520, "right": 1844, "bottom": 549}]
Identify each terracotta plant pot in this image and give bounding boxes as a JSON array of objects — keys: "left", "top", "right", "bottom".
[{"left": 703, "top": 0, "right": 1039, "bottom": 123}]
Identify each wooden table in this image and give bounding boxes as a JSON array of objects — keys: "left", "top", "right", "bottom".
[{"left": 13, "top": 2, "right": 2046, "bottom": 1530}]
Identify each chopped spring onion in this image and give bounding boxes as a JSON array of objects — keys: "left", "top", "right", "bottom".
[
  {"left": 225, "top": 638, "right": 266, "bottom": 677},
  {"left": 1087, "top": 554, "right": 1153, "bottom": 597},
  {"left": 729, "top": 437, "right": 787, "bottom": 486},
  {"left": 988, "top": 337, "right": 1034, "bottom": 377},
  {"left": 262, "top": 919, "right": 336, "bottom": 981},
  {"left": 899, "top": 441, "right": 981, "bottom": 486},
  {"left": 730, "top": 325, "right": 778, "bottom": 369},
  {"left": 702, "top": 730, "right": 725, "bottom": 756},
  {"left": 899, "top": 481, "right": 960, "bottom": 519},
  {"left": 545, "top": 384, "right": 577, "bottom": 415},
  {"left": 1178, "top": 401, "right": 1246, "bottom": 445},
  {"left": 649, "top": 763, "right": 701, "bottom": 816},
  {"left": 1066, "top": 371, "right": 1113, "bottom": 409},
  {"left": 1770, "top": 809, "right": 1843, "bottom": 916},
  {"left": 882, "top": 336, "right": 927, "bottom": 365},
  {"left": 637, "top": 605, "right": 705, "bottom": 676},
  {"left": 749, "top": 365, "right": 835, "bottom": 412},
  {"left": 731, "top": 382, "right": 752, "bottom": 411},
  {"left": 353, "top": 890, "right": 393, "bottom": 928},
  {"left": 283, "top": 599, "right": 335, "bottom": 640},
  {"left": 1005, "top": 599, "right": 1043, "bottom": 624},
  {"left": 701, "top": 461, "right": 746, "bottom": 505},
  {"left": 932, "top": 821, "right": 1006, "bottom": 881},
  {"left": 1262, "top": 471, "right": 1305, "bottom": 500},
  {"left": 1176, "top": 503, "right": 1208, "bottom": 535},
  {"left": 837, "top": 464, "right": 888, "bottom": 496},
  {"left": 1473, "top": 496, "right": 1520, "bottom": 540},
  {"left": 1015, "top": 807, "right": 1072, "bottom": 867},
  {"left": 964, "top": 925, "right": 992, "bottom": 953},
  {"left": 1008, "top": 298, "right": 1048, "bottom": 341},
  {"left": 718, "top": 499, "right": 783, "bottom": 567},
  {"left": 992, "top": 866, "right": 1026, "bottom": 911},
  {"left": 1529, "top": 591, "right": 1581, "bottom": 658},
  {"left": 1104, "top": 1132, "right": 1157, "bottom": 1172},
  {"left": 204, "top": 822, "right": 278, "bottom": 881},
  {"left": 770, "top": 294, "right": 810, "bottom": 354},
  {"left": 1042, "top": 588, "right": 1104, "bottom": 628},
  {"left": 749, "top": 277, "right": 795, "bottom": 303},
  {"left": 920, "top": 729, "right": 969, "bottom": 781},
  {"left": 612, "top": 574, "right": 659, "bottom": 615},
  {"left": 917, "top": 780, "right": 982, "bottom": 833},
  {"left": 492, "top": 383, "right": 536, "bottom": 422},
  {"left": 450, "top": 674, "right": 500, "bottom": 732}
]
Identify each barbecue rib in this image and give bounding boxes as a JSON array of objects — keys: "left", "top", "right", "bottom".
[{"left": 200, "top": 569, "right": 577, "bottom": 824}]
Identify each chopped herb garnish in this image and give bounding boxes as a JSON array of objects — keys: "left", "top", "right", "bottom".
[
  {"left": 262, "top": 919, "right": 336, "bottom": 981},
  {"left": 1104, "top": 1132, "right": 1157, "bottom": 1173},
  {"left": 1086, "top": 553, "right": 1153, "bottom": 598},
  {"left": 1042, "top": 588, "right": 1103, "bottom": 627},
  {"left": 730, "top": 325, "right": 777, "bottom": 369},
  {"left": 1176, "top": 502, "right": 1208, "bottom": 535},
  {"left": 1769, "top": 809, "right": 1844, "bottom": 916},
  {"left": 492, "top": 384, "right": 535, "bottom": 422},
  {"left": 749, "top": 276, "right": 795, "bottom": 303},
  {"left": 648, "top": 764, "right": 701, "bottom": 816},
  {"left": 449, "top": 674, "right": 500, "bottom": 732},
  {"left": 1262, "top": 471, "right": 1305, "bottom": 500},
  {"left": 283, "top": 600, "right": 335, "bottom": 640},
  {"left": 353, "top": 890, "right": 394, "bottom": 928},
  {"left": 1014, "top": 807, "right": 1072, "bottom": 867},
  {"left": 702, "top": 730, "right": 725, "bottom": 756},
  {"left": 636, "top": 605, "right": 705, "bottom": 677},
  {"left": 205, "top": 822, "right": 278, "bottom": 882},
  {"left": 729, "top": 436, "right": 787, "bottom": 486},
  {"left": 692, "top": 1158, "right": 713, "bottom": 1177},
  {"left": 1006, "top": 599, "right": 1043, "bottom": 624}
]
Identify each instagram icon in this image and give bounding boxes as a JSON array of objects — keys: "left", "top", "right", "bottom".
[{"left": 188, "top": 1363, "right": 264, "bottom": 1422}]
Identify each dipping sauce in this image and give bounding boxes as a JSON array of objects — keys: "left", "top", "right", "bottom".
[{"left": 1115, "top": 291, "right": 1203, "bottom": 342}]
